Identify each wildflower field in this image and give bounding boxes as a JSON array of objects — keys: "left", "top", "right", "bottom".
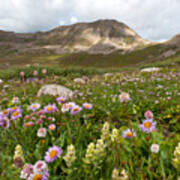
[{"left": 0, "top": 66, "right": 180, "bottom": 180}]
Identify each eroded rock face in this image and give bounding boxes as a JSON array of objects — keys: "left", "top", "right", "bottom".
[
  {"left": 162, "top": 50, "right": 176, "bottom": 58},
  {"left": 37, "top": 84, "right": 73, "bottom": 98}
]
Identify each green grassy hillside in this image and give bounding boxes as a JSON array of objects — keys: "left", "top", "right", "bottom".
[{"left": 0, "top": 43, "right": 179, "bottom": 69}]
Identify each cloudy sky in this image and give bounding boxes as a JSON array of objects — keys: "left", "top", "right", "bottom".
[{"left": 0, "top": 0, "right": 179, "bottom": 41}]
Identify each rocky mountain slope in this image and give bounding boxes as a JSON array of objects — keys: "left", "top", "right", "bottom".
[{"left": 0, "top": 19, "right": 151, "bottom": 54}]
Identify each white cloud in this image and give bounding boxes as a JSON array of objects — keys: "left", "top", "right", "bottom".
[
  {"left": 0, "top": 0, "right": 179, "bottom": 41},
  {"left": 70, "top": 17, "right": 78, "bottom": 24}
]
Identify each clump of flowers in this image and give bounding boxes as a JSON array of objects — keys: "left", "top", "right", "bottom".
[
  {"left": 63, "top": 144, "right": 76, "bottom": 167},
  {"left": 119, "top": 92, "right": 131, "bottom": 103},
  {"left": 83, "top": 139, "right": 106, "bottom": 165},
  {"left": 101, "top": 122, "right": 110, "bottom": 141},
  {"left": 13, "top": 144, "right": 24, "bottom": 168},
  {"left": 111, "top": 128, "right": 119, "bottom": 142},
  {"left": 172, "top": 142, "right": 180, "bottom": 170},
  {"left": 94, "top": 139, "right": 106, "bottom": 156},
  {"left": 112, "top": 168, "right": 128, "bottom": 180},
  {"left": 20, "top": 161, "right": 49, "bottom": 180},
  {"left": 44, "top": 146, "right": 63, "bottom": 163},
  {"left": 83, "top": 142, "right": 95, "bottom": 164},
  {"left": 122, "top": 129, "right": 136, "bottom": 139}
]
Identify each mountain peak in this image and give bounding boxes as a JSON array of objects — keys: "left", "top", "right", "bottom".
[{"left": 0, "top": 19, "right": 151, "bottom": 54}]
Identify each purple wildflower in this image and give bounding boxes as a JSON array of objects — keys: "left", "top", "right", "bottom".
[
  {"left": 44, "top": 146, "right": 63, "bottom": 163},
  {"left": 11, "top": 108, "right": 22, "bottom": 120},
  {"left": 70, "top": 105, "right": 82, "bottom": 115},
  {"left": 43, "top": 104, "right": 57, "bottom": 114},
  {"left": 82, "top": 103, "right": 93, "bottom": 110},
  {"left": 139, "top": 119, "right": 156, "bottom": 133},
  {"left": 56, "top": 97, "right": 66, "bottom": 104},
  {"left": 0, "top": 108, "right": 11, "bottom": 117},
  {"left": 29, "top": 103, "right": 41, "bottom": 112},
  {"left": 122, "top": 129, "right": 136, "bottom": 139}
]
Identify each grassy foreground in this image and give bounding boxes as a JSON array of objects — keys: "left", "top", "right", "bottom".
[{"left": 0, "top": 66, "right": 180, "bottom": 179}]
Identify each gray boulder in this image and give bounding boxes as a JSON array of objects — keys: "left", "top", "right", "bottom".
[{"left": 37, "top": 84, "right": 73, "bottom": 98}]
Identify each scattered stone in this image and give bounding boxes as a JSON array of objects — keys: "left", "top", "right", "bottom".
[
  {"left": 37, "top": 84, "right": 73, "bottom": 98},
  {"left": 103, "top": 73, "right": 113, "bottom": 78},
  {"left": 74, "top": 77, "right": 88, "bottom": 84},
  {"left": 141, "top": 67, "right": 160, "bottom": 72},
  {"left": 0, "top": 79, "right": 3, "bottom": 84}
]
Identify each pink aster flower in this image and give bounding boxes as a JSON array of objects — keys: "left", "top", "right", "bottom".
[
  {"left": 48, "top": 124, "right": 56, "bottom": 131},
  {"left": 38, "top": 110, "right": 45, "bottom": 115},
  {"left": 42, "top": 69, "right": 47, "bottom": 75},
  {"left": 47, "top": 117, "right": 52, "bottom": 121},
  {"left": 24, "top": 121, "right": 34, "bottom": 128},
  {"left": 0, "top": 117, "right": 10, "bottom": 129},
  {"left": 33, "top": 70, "right": 38, "bottom": 77},
  {"left": 139, "top": 119, "right": 156, "bottom": 133},
  {"left": 119, "top": 92, "right": 131, "bottom": 103},
  {"left": 40, "top": 115, "right": 46, "bottom": 119},
  {"left": 122, "top": 129, "right": 136, "bottom": 139},
  {"left": 144, "top": 110, "right": 153, "bottom": 119},
  {"left": 37, "top": 119, "right": 43, "bottom": 125},
  {"left": 70, "top": 105, "right": 82, "bottom": 115},
  {"left": 29, "top": 103, "right": 41, "bottom": 112},
  {"left": 61, "top": 104, "right": 69, "bottom": 113},
  {"left": 20, "top": 164, "right": 34, "bottom": 179},
  {"left": 56, "top": 97, "right": 66, "bottom": 104},
  {"left": 44, "top": 146, "right": 63, "bottom": 163},
  {"left": 150, "top": 144, "right": 160, "bottom": 153},
  {"left": 20, "top": 71, "right": 25, "bottom": 77},
  {"left": 33, "top": 160, "right": 47, "bottom": 173},
  {"left": 43, "top": 104, "right": 57, "bottom": 114},
  {"left": 82, "top": 103, "right": 93, "bottom": 110},
  {"left": 11, "top": 97, "right": 20, "bottom": 104},
  {"left": 37, "top": 128, "right": 47, "bottom": 137}
]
